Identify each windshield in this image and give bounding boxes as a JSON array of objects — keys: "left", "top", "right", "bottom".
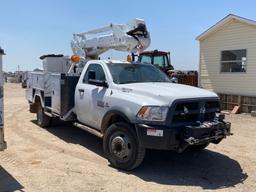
[{"left": 107, "top": 63, "right": 171, "bottom": 84}]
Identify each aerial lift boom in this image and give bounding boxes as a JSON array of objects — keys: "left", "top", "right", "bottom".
[{"left": 71, "top": 18, "right": 151, "bottom": 60}]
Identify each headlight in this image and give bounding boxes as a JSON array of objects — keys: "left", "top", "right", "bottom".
[{"left": 137, "top": 106, "right": 168, "bottom": 122}]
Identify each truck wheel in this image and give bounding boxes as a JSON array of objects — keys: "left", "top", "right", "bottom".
[
  {"left": 189, "top": 143, "right": 209, "bottom": 151},
  {"left": 103, "top": 122, "right": 145, "bottom": 170},
  {"left": 36, "top": 103, "right": 51, "bottom": 127},
  {"left": 21, "top": 83, "right": 26, "bottom": 88}
]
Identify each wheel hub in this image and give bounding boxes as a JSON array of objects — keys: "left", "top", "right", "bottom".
[{"left": 111, "top": 135, "right": 131, "bottom": 161}]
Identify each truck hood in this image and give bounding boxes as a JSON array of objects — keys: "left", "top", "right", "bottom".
[{"left": 118, "top": 82, "right": 218, "bottom": 105}]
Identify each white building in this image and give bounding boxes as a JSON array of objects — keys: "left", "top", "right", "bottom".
[{"left": 196, "top": 14, "right": 256, "bottom": 112}]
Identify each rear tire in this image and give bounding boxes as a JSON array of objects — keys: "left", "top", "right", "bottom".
[
  {"left": 103, "top": 122, "right": 145, "bottom": 170},
  {"left": 36, "top": 103, "right": 51, "bottom": 127},
  {"left": 21, "top": 83, "right": 26, "bottom": 88},
  {"left": 189, "top": 143, "right": 209, "bottom": 151}
]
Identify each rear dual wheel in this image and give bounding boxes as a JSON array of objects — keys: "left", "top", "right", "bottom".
[{"left": 36, "top": 103, "right": 51, "bottom": 127}]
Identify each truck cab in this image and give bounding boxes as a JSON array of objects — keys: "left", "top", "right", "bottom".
[
  {"left": 139, "top": 50, "right": 173, "bottom": 72},
  {"left": 76, "top": 60, "right": 231, "bottom": 169}
]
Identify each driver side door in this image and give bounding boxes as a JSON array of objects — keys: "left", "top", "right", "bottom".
[{"left": 75, "top": 63, "right": 109, "bottom": 129}]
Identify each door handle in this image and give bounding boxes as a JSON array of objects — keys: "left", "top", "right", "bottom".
[{"left": 78, "top": 89, "right": 84, "bottom": 93}]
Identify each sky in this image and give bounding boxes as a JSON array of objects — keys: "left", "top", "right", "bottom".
[{"left": 1, "top": 0, "right": 256, "bottom": 72}]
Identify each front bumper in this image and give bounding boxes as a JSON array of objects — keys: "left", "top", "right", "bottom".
[{"left": 135, "top": 120, "right": 232, "bottom": 151}]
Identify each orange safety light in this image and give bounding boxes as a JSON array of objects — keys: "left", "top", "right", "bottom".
[
  {"left": 127, "top": 54, "right": 132, "bottom": 62},
  {"left": 71, "top": 55, "right": 80, "bottom": 63}
]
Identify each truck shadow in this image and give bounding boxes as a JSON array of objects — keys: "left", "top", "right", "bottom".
[
  {"left": 132, "top": 149, "right": 247, "bottom": 189},
  {"left": 0, "top": 166, "right": 24, "bottom": 192},
  {"left": 42, "top": 121, "right": 247, "bottom": 190}
]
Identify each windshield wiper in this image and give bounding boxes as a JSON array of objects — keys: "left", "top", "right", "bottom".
[
  {"left": 119, "top": 80, "right": 143, "bottom": 84},
  {"left": 150, "top": 80, "right": 170, "bottom": 83}
]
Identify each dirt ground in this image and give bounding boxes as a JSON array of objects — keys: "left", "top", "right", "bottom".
[{"left": 0, "top": 83, "right": 255, "bottom": 192}]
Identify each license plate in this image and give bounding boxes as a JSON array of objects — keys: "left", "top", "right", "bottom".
[{"left": 147, "top": 128, "right": 163, "bottom": 137}]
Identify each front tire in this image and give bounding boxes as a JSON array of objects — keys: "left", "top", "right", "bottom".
[
  {"left": 36, "top": 103, "right": 51, "bottom": 127},
  {"left": 103, "top": 122, "right": 145, "bottom": 170}
]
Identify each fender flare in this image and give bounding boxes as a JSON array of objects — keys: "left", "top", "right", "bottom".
[
  {"left": 101, "top": 108, "right": 137, "bottom": 133},
  {"left": 32, "top": 89, "right": 44, "bottom": 108}
]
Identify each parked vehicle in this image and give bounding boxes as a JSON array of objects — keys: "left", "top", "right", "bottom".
[
  {"left": 138, "top": 50, "right": 198, "bottom": 87},
  {"left": 27, "top": 58, "right": 231, "bottom": 170},
  {"left": 21, "top": 71, "right": 29, "bottom": 88},
  {"left": 26, "top": 19, "right": 231, "bottom": 170}
]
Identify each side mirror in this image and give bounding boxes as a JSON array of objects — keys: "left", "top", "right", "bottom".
[
  {"left": 88, "top": 70, "right": 96, "bottom": 80},
  {"left": 88, "top": 79, "right": 108, "bottom": 87},
  {"left": 87, "top": 70, "right": 108, "bottom": 87}
]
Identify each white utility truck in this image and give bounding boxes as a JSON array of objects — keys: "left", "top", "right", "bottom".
[
  {"left": 0, "top": 47, "right": 6, "bottom": 151},
  {"left": 26, "top": 19, "right": 231, "bottom": 170}
]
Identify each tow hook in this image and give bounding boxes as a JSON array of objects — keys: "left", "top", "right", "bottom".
[
  {"left": 177, "top": 137, "right": 200, "bottom": 153},
  {"left": 184, "top": 137, "right": 199, "bottom": 145}
]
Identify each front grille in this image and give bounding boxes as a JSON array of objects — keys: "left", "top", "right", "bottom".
[{"left": 171, "top": 99, "right": 220, "bottom": 127}]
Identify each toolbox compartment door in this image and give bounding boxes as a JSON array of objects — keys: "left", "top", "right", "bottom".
[{"left": 60, "top": 74, "right": 79, "bottom": 116}]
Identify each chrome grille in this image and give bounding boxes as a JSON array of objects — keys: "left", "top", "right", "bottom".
[{"left": 171, "top": 100, "right": 220, "bottom": 127}]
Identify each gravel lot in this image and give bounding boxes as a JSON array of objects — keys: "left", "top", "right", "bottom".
[{"left": 0, "top": 83, "right": 255, "bottom": 192}]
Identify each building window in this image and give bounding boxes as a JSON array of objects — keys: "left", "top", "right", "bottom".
[{"left": 221, "top": 49, "right": 247, "bottom": 72}]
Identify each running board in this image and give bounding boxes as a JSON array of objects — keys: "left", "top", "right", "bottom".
[
  {"left": 73, "top": 122, "right": 103, "bottom": 138},
  {"left": 60, "top": 108, "right": 75, "bottom": 121}
]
